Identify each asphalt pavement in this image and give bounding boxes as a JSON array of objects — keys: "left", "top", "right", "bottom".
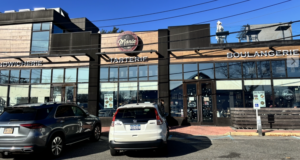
[{"left": 1, "top": 132, "right": 300, "bottom": 160}]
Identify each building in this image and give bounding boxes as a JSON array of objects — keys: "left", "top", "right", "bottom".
[{"left": 0, "top": 8, "right": 300, "bottom": 129}]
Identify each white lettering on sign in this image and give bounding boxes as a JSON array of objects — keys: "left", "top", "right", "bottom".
[
  {"left": 0, "top": 61, "right": 43, "bottom": 67},
  {"left": 110, "top": 57, "right": 148, "bottom": 63},
  {"left": 227, "top": 49, "right": 299, "bottom": 58},
  {"left": 118, "top": 39, "right": 137, "bottom": 46}
]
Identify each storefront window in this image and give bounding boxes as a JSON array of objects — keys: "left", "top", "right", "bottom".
[
  {"left": 229, "top": 62, "right": 242, "bottom": 79},
  {"left": 41, "top": 69, "right": 51, "bottom": 83},
  {"left": 257, "top": 61, "right": 271, "bottom": 78},
  {"left": 31, "top": 23, "right": 50, "bottom": 54},
  {"left": 199, "top": 63, "right": 214, "bottom": 79},
  {"left": 273, "top": 79, "right": 300, "bottom": 108},
  {"left": 65, "top": 68, "right": 77, "bottom": 82},
  {"left": 20, "top": 70, "right": 30, "bottom": 83},
  {"left": 216, "top": 80, "right": 243, "bottom": 118},
  {"left": 31, "top": 69, "right": 41, "bottom": 83},
  {"left": 119, "top": 82, "right": 137, "bottom": 106},
  {"left": 10, "top": 70, "right": 20, "bottom": 84},
  {"left": 0, "top": 86, "right": 8, "bottom": 112},
  {"left": 110, "top": 67, "right": 118, "bottom": 81},
  {"left": 78, "top": 68, "right": 89, "bottom": 82},
  {"left": 119, "top": 66, "right": 128, "bottom": 81},
  {"left": 99, "top": 83, "right": 118, "bottom": 117},
  {"left": 52, "top": 69, "right": 64, "bottom": 83},
  {"left": 129, "top": 66, "right": 138, "bottom": 81},
  {"left": 170, "top": 64, "right": 182, "bottom": 80},
  {"left": 170, "top": 81, "right": 183, "bottom": 117},
  {"left": 9, "top": 85, "right": 29, "bottom": 106},
  {"left": 149, "top": 65, "right": 158, "bottom": 80},
  {"left": 139, "top": 66, "right": 148, "bottom": 81},
  {"left": 184, "top": 63, "right": 197, "bottom": 80},
  {"left": 30, "top": 84, "right": 50, "bottom": 103},
  {"left": 272, "top": 60, "right": 286, "bottom": 78},
  {"left": 77, "top": 83, "right": 89, "bottom": 109},
  {"left": 0, "top": 70, "right": 9, "bottom": 84},
  {"left": 100, "top": 67, "right": 109, "bottom": 81},
  {"left": 139, "top": 82, "right": 158, "bottom": 103},
  {"left": 215, "top": 63, "right": 228, "bottom": 79},
  {"left": 287, "top": 65, "right": 300, "bottom": 78},
  {"left": 243, "top": 62, "right": 257, "bottom": 78},
  {"left": 244, "top": 80, "right": 272, "bottom": 108}
]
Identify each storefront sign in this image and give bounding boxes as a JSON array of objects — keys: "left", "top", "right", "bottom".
[
  {"left": 104, "top": 94, "right": 113, "bottom": 108},
  {"left": 0, "top": 61, "right": 43, "bottom": 67},
  {"left": 116, "top": 31, "right": 139, "bottom": 52},
  {"left": 227, "top": 49, "right": 299, "bottom": 58},
  {"left": 110, "top": 56, "right": 148, "bottom": 63},
  {"left": 282, "top": 89, "right": 294, "bottom": 100},
  {"left": 253, "top": 91, "right": 266, "bottom": 107}
]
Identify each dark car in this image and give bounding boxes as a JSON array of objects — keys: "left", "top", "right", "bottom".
[{"left": 0, "top": 103, "right": 101, "bottom": 158}]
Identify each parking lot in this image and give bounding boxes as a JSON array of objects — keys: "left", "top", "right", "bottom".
[{"left": 1, "top": 131, "right": 300, "bottom": 160}]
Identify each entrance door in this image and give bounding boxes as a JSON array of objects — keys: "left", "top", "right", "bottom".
[
  {"left": 183, "top": 81, "right": 215, "bottom": 125},
  {"left": 51, "top": 84, "right": 77, "bottom": 103}
]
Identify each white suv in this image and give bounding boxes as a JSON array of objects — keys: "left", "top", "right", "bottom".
[{"left": 109, "top": 103, "right": 169, "bottom": 156}]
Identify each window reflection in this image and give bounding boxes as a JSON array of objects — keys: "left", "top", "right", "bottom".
[
  {"left": 119, "top": 67, "right": 128, "bottom": 81},
  {"left": 139, "top": 66, "right": 148, "bottom": 80},
  {"left": 129, "top": 66, "right": 138, "bottom": 81},
  {"left": 170, "top": 64, "right": 182, "bottom": 80},
  {"left": 31, "top": 69, "right": 41, "bottom": 83},
  {"left": 77, "top": 84, "right": 89, "bottom": 109},
  {"left": 100, "top": 67, "right": 109, "bottom": 81},
  {"left": 149, "top": 65, "right": 158, "bottom": 80},
  {"left": 41, "top": 69, "right": 51, "bottom": 83},
  {"left": 20, "top": 70, "right": 30, "bottom": 83},
  {"left": 52, "top": 69, "right": 64, "bottom": 83},
  {"left": 65, "top": 68, "right": 77, "bottom": 82},
  {"left": 272, "top": 61, "right": 286, "bottom": 78},
  {"left": 199, "top": 63, "right": 214, "bottom": 79},
  {"left": 170, "top": 81, "right": 183, "bottom": 117},
  {"left": 0, "top": 70, "right": 9, "bottom": 84},
  {"left": 31, "top": 31, "right": 50, "bottom": 54},
  {"left": 53, "top": 24, "right": 64, "bottom": 34},
  {"left": 229, "top": 62, "right": 242, "bottom": 79},
  {"left": 30, "top": 84, "right": 50, "bottom": 103},
  {"left": 244, "top": 80, "right": 272, "bottom": 108},
  {"left": 273, "top": 79, "right": 300, "bottom": 108},
  {"left": 10, "top": 70, "right": 20, "bottom": 84},
  {"left": 287, "top": 65, "right": 300, "bottom": 77},
  {"left": 110, "top": 67, "right": 118, "bottom": 81},
  {"left": 139, "top": 82, "right": 158, "bottom": 103},
  {"left": 243, "top": 62, "right": 257, "bottom": 78},
  {"left": 215, "top": 63, "right": 228, "bottom": 79},
  {"left": 184, "top": 63, "right": 197, "bottom": 80},
  {"left": 0, "top": 86, "right": 8, "bottom": 112},
  {"left": 99, "top": 83, "right": 118, "bottom": 117},
  {"left": 257, "top": 61, "right": 271, "bottom": 78},
  {"left": 119, "top": 82, "right": 137, "bottom": 106},
  {"left": 78, "top": 68, "right": 89, "bottom": 82},
  {"left": 9, "top": 85, "right": 29, "bottom": 106}
]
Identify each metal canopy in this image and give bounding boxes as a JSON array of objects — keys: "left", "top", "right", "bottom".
[
  {"left": 0, "top": 53, "right": 94, "bottom": 64},
  {"left": 97, "top": 50, "right": 158, "bottom": 55}
]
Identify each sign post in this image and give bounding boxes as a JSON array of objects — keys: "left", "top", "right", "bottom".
[{"left": 253, "top": 100, "right": 262, "bottom": 136}]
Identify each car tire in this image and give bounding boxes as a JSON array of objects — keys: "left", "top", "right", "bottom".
[
  {"left": 90, "top": 125, "right": 101, "bottom": 142},
  {"left": 110, "top": 148, "right": 118, "bottom": 156},
  {"left": 48, "top": 134, "right": 64, "bottom": 158}
]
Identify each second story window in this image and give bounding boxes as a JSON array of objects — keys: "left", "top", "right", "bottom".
[{"left": 31, "top": 22, "right": 50, "bottom": 54}]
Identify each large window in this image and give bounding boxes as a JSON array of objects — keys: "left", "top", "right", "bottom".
[
  {"left": 170, "top": 81, "right": 183, "bottom": 117},
  {"left": 139, "top": 82, "right": 158, "bottom": 103},
  {"left": 0, "top": 70, "right": 9, "bottom": 84},
  {"left": 0, "top": 86, "right": 8, "bottom": 112},
  {"left": 100, "top": 67, "right": 109, "bottom": 81},
  {"left": 170, "top": 64, "right": 183, "bottom": 80},
  {"left": 272, "top": 60, "right": 286, "bottom": 78},
  {"left": 244, "top": 80, "right": 272, "bottom": 108},
  {"left": 184, "top": 63, "right": 197, "bottom": 80},
  {"left": 65, "top": 68, "right": 77, "bottom": 82},
  {"left": 119, "top": 82, "right": 137, "bottom": 105},
  {"left": 9, "top": 85, "right": 29, "bottom": 106},
  {"left": 52, "top": 69, "right": 64, "bottom": 83},
  {"left": 215, "top": 63, "right": 228, "bottom": 79},
  {"left": 229, "top": 62, "right": 242, "bottom": 79},
  {"left": 199, "top": 63, "right": 214, "bottom": 79},
  {"left": 77, "top": 84, "right": 89, "bottom": 109},
  {"left": 30, "top": 84, "right": 50, "bottom": 103},
  {"left": 273, "top": 79, "right": 300, "bottom": 108},
  {"left": 78, "top": 68, "right": 89, "bottom": 82},
  {"left": 99, "top": 83, "right": 118, "bottom": 117},
  {"left": 20, "top": 70, "right": 30, "bottom": 83},
  {"left": 31, "top": 22, "right": 51, "bottom": 54},
  {"left": 243, "top": 62, "right": 256, "bottom": 78},
  {"left": 31, "top": 69, "right": 41, "bottom": 83},
  {"left": 257, "top": 61, "right": 271, "bottom": 78}
]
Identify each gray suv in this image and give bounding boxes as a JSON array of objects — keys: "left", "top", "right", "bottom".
[{"left": 0, "top": 103, "right": 101, "bottom": 158}]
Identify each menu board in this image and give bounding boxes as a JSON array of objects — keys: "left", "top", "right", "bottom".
[
  {"left": 253, "top": 91, "right": 266, "bottom": 107},
  {"left": 104, "top": 94, "right": 113, "bottom": 108}
]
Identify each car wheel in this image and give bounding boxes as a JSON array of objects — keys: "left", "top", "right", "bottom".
[
  {"left": 48, "top": 134, "right": 64, "bottom": 158},
  {"left": 90, "top": 125, "right": 101, "bottom": 142},
  {"left": 110, "top": 148, "right": 118, "bottom": 156}
]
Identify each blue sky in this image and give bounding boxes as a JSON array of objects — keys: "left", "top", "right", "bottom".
[{"left": 1, "top": 0, "right": 300, "bottom": 43}]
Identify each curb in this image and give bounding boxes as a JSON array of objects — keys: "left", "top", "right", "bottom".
[
  {"left": 265, "top": 133, "right": 300, "bottom": 136},
  {"left": 229, "top": 132, "right": 259, "bottom": 136}
]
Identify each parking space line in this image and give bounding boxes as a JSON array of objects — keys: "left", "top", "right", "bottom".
[{"left": 291, "top": 136, "right": 300, "bottom": 140}]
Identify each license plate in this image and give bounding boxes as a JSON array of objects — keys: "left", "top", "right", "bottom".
[
  {"left": 130, "top": 124, "right": 141, "bottom": 130},
  {"left": 3, "top": 128, "right": 14, "bottom": 134}
]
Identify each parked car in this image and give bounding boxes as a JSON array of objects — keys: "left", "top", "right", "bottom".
[
  {"left": 109, "top": 103, "right": 169, "bottom": 156},
  {"left": 0, "top": 103, "right": 101, "bottom": 158}
]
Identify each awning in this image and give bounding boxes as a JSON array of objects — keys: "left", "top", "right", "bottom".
[{"left": 0, "top": 53, "right": 93, "bottom": 65}]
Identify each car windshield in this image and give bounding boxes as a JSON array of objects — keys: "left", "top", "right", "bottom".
[
  {"left": 115, "top": 108, "right": 156, "bottom": 120},
  {"left": 0, "top": 107, "right": 52, "bottom": 121}
]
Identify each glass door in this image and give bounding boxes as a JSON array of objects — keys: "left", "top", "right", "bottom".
[
  {"left": 183, "top": 83, "right": 199, "bottom": 123},
  {"left": 199, "top": 81, "right": 215, "bottom": 124},
  {"left": 51, "top": 84, "right": 77, "bottom": 103}
]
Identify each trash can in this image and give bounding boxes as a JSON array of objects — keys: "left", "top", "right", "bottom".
[{"left": 268, "top": 114, "right": 275, "bottom": 128}]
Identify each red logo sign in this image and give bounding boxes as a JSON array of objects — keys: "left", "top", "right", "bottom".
[{"left": 116, "top": 31, "right": 138, "bottom": 52}]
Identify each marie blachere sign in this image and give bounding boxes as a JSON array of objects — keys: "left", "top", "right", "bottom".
[
  {"left": 116, "top": 31, "right": 138, "bottom": 52},
  {"left": 0, "top": 61, "right": 43, "bottom": 67},
  {"left": 227, "top": 49, "right": 299, "bottom": 58},
  {"left": 110, "top": 57, "right": 147, "bottom": 63}
]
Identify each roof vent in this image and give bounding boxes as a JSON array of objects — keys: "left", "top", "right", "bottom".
[
  {"left": 34, "top": 8, "right": 46, "bottom": 11},
  {"left": 4, "top": 10, "right": 16, "bottom": 13},
  {"left": 19, "top": 9, "right": 30, "bottom": 12}
]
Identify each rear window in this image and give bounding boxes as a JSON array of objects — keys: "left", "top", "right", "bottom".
[
  {"left": 0, "top": 107, "right": 52, "bottom": 121},
  {"left": 115, "top": 108, "right": 156, "bottom": 120}
]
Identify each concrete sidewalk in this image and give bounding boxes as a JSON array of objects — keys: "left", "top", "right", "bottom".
[{"left": 102, "top": 126, "right": 300, "bottom": 136}]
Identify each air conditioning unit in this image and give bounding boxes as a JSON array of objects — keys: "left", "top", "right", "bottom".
[
  {"left": 19, "top": 9, "right": 31, "bottom": 12},
  {"left": 4, "top": 10, "right": 16, "bottom": 13},
  {"left": 34, "top": 8, "right": 46, "bottom": 11}
]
